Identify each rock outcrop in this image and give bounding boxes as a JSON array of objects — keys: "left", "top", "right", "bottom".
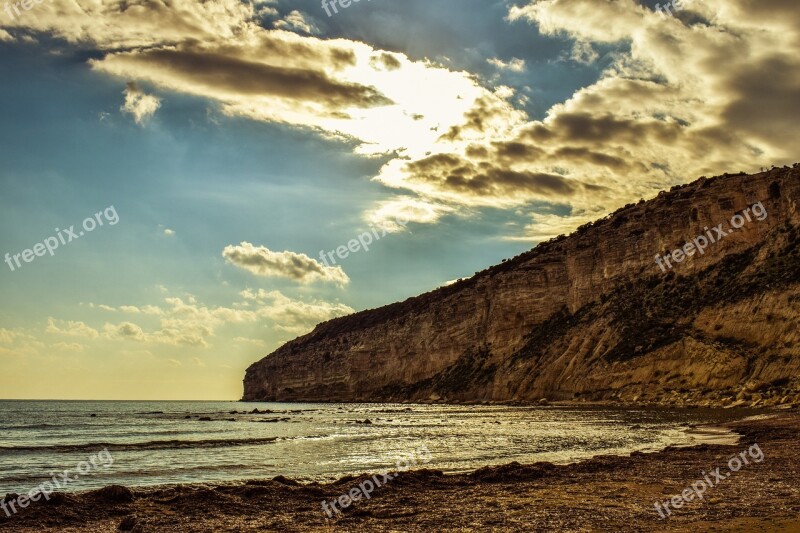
[{"left": 243, "top": 167, "right": 800, "bottom": 407}]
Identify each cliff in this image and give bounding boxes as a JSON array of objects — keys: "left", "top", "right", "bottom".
[{"left": 243, "top": 166, "right": 800, "bottom": 408}]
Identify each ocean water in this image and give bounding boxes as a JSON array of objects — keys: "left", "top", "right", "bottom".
[{"left": 0, "top": 401, "right": 750, "bottom": 494}]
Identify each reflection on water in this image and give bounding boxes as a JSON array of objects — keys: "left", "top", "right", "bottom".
[{"left": 0, "top": 400, "right": 751, "bottom": 493}]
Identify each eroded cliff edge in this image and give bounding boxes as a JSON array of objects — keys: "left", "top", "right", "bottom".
[{"left": 244, "top": 167, "right": 800, "bottom": 407}]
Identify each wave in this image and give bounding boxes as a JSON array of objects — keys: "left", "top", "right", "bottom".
[
  {"left": 0, "top": 436, "right": 288, "bottom": 453},
  {"left": 0, "top": 423, "right": 64, "bottom": 430}
]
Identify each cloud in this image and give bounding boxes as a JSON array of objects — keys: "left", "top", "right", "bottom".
[
  {"left": 404, "top": 157, "right": 579, "bottom": 198},
  {"left": 82, "top": 289, "right": 353, "bottom": 348},
  {"left": 240, "top": 289, "right": 354, "bottom": 333},
  {"left": 163, "top": 228, "right": 175, "bottom": 237},
  {"left": 0, "top": 0, "right": 525, "bottom": 233},
  {"left": 51, "top": 342, "right": 85, "bottom": 352},
  {"left": 256, "top": 3, "right": 279, "bottom": 18},
  {"left": 99, "top": 46, "right": 391, "bottom": 113},
  {"left": 364, "top": 197, "right": 453, "bottom": 232},
  {"left": 167, "top": 358, "right": 182, "bottom": 367},
  {"left": 103, "top": 321, "right": 147, "bottom": 342},
  {"left": 120, "top": 81, "right": 161, "bottom": 125},
  {"left": 0, "top": 0, "right": 257, "bottom": 48},
  {"left": 233, "top": 336, "right": 268, "bottom": 347},
  {"left": 506, "top": 0, "right": 800, "bottom": 161},
  {"left": 0, "top": 328, "right": 44, "bottom": 358},
  {"left": 487, "top": 57, "right": 526, "bottom": 72},
  {"left": 9, "top": 0, "right": 798, "bottom": 244},
  {"left": 370, "top": 52, "right": 402, "bottom": 71},
  {"left": 3, "top": 1, "right": 519, "bottom": 159},
  {"left": 377, "top": 0, "right": 800, "bottom": 240},
  {"left": 95, "top": 298, "right": 254, "bottom": 348},
  {"left": 46, "top": 318, "right": 100, "bottom": 340},
  {"left": 89, "top": 303, "right": 160, "bottom": 314},
  {"left": 274, "top": 10, "right": 318, "bottom": 35},
  {"left": 223, "top": 242, "right": 349, "bottom": 286},
  {"left": 0, "top": 328, "right": 19, "bottom": 345},
  {"left": 567, "top": 41, "right": 598, "bottom": 65},
  {"left": 0, "top": 29, "right": 14, "bottom": 42},
  {"left": 504, "top": 209, "right": 607, "bottom": 242}
]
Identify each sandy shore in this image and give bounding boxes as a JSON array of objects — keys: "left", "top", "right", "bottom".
[{"left": 2, "top": 412, "right": 799, "bottom": 532}]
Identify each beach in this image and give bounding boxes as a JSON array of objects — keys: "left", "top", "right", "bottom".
[{"left": 1, "top": 411, "right": 797, "bottom": 532}]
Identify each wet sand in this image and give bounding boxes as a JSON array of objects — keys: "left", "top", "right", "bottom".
[{"left": 2, "top": 412, "right": 799, "bottom": 532}]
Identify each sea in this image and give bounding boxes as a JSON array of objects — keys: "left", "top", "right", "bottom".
[{"left": 0, "top": 400, "right": 750, "bottom": 495}]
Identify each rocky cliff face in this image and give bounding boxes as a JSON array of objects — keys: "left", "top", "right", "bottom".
[{"left": 243, "top": 167, "right": 800, "bottom": 408}]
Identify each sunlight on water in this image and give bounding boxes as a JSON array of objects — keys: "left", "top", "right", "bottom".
[{"left": 0, "top": 401, "right": 750, "bottom": 493}]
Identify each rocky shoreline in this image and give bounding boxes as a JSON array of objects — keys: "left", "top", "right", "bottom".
[
  {"left": 284, "top": 394, "right": 800, "bottom": 410},
  {"left": 2, "top": 412, "right": 799, "bottom": 532}
]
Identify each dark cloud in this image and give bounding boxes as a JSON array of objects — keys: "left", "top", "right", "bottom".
[
  {"left": 524, "top": 112, "right": 681, "bottom": 146},
  {"left": 106, "top": 322, "right": 146, "bottom": 342},
  {"left": 212, "top": 35, "right": 357, "bottom": 71},
  {"left": 728, "top": 0, "right": 800, "bottom": 40},
  {"left": 492, "top": 141, "right": 544, "bottom": 161},
  {"left": 446, "top": 168, "right": 576, "bottom": 197},
  {"left": 722, "top": 55, "right": 800, "bottom": 146},
  {"left": 438, "top": 96, "right": 512, "bottom": 142},
  {"left": 370, "top": 52, "right": 402, "bottom": 71},
  {"left": 405, "top": 152, "right": 577, "bottom": 199},
  {"left": 105, "top": 46, "right": 392, "bottom": 109},
  {"left": 465, "top": 144, "right": 489, "bottom": 158},
  {"left": 405, "top": 153, "right": 465, "bottom": 174},
  {"left": 553, "top": 146, "right": 627, "bottom": 169}
]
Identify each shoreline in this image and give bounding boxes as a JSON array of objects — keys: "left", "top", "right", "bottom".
[
  {"left": 2, "top": 412, "right": 798, "bottom": 532},
  {"left": 239, "top": 398, "right": 800, "bottom": 411}
]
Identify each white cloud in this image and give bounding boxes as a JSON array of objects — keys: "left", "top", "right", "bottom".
[
  {"left": 364, "top": 197, "right": 454, "bottom": 232},
  {"left": 222, "top": 242, "right": 349, "bottom": 286},
  {"left": 120, "top": 81, "right": 161, "bottom": 125},
  {"left": 1, "top": 0, "right": 256, "bottom": 49},
  {"left": 46, "top": 318, "right": 100, "bottom": 340},
  {"left": 233, "top": 336, "right": 268, "bottom": 347},
  {"left": 567, "top": 40, "right": 598, "bottom": 65},
  {"left": 274, "top": 10, "right": 318, "bottom": 35},
  {"left": 243, "top": 289, "right": 354, "bottom": 328},
  {"left": 79, "top": 289, "right": 353, "bottom": 348},
  {"left": 487, "top": 57, "right": 526, "bottom": 72},
  {"left": 163, "top": 228, "right": 175, "bottom": 237}
]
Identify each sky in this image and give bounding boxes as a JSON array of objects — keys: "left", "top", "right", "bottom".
[{"left": 0, "top": 0, "right": 798, "bottom": 400}]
